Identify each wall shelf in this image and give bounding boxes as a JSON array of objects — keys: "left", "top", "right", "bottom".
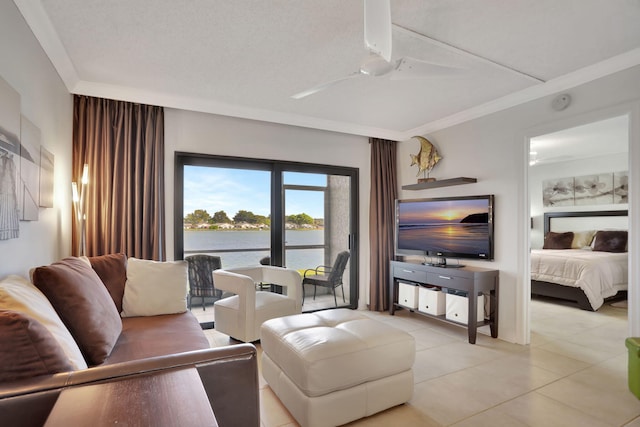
[{"left": 402, "top": 177, "right": 477, "bottom": 190}]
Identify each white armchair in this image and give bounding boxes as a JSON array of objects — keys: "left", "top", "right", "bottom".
[{"left": 212, "top": 266, "right": 302, "bottom": 342}]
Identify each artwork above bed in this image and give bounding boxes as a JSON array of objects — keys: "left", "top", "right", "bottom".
[
  {"left": 531, "top": 210, "right": 628, "bottom": 311},
  {"left": 542, "top": 171, "right": 628, "bottom": 207}
]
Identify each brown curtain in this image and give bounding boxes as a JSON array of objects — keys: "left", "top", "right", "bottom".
[
  {"left": 369, "top": 137, "right": 398, "bottom": 311},
  {"left": 72, "top": 95, "right": 165, "bottom": 260}
]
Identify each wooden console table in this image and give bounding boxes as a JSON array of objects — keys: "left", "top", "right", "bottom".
[
  {"left": 45, "top": 368, "right": 218, "bottom": 427},
  {"left": 389, "top": 260, "right": 499, "bottom": 344}
]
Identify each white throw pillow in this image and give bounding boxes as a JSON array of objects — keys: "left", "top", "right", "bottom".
[
  {"left": 0, "top": 275, "right": 88, "bottom": 370},
  {"left": 571, "top": 230, "right": 596, "bottom": 249},
  {"left": 121, "top": 258, "right": 188, "bottom": 317}
]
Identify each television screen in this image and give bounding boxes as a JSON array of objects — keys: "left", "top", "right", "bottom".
[{"left": 396, "top": 195, "right": 494, "bottom": 262}]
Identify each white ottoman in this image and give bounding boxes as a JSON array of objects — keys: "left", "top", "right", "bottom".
[{"left": 261, "top": 309, "right": 415, "bottom": 427}]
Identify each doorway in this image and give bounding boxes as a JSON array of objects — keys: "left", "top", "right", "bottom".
[{"left": 525, "top": 110, "right": 634, "bottom": 343}]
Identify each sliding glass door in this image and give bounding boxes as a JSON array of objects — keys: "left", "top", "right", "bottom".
[
  {"left": 175, "top": 153, "right": 358, "bottom": 312},
  {"left": 283, "top": 172, "right": 353, "bottom": 310}
]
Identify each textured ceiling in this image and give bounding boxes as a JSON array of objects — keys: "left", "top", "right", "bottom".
[{"left": 15, "top": 0, "right": 640, "bottom": 140}]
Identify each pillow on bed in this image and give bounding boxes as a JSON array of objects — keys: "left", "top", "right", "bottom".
[
  {"left": 571, "top": 230, "right": 596, "bottom": 249},
  {"left": 592, "top": 230, "right": 627, "bottom": 253},
  {"left": 543, "top": 231, "right": 574, "bottom": 249}
]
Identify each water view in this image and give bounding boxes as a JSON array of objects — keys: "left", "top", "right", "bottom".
[{"left": 184, "top": 229, "right": 327, "bottom": 270}]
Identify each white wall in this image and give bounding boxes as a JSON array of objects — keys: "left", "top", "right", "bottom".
[
  {"left": 530, "top": 152, "right": 628, "bottom": 248},
  {"left": 0, "top": 2, "right": 73, "bottom": 277},
  {"left": 164, "top": 109, "right": 371, "bottom": 308},
  {"left": 398, "top": 65, "right": 640, "bottom": 343}
]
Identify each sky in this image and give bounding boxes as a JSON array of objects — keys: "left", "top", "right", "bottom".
[
  {"left": 183, "top": 166, "right": 327, "bottom": 219},
  {"left": 399, "top": 198, "right": 489, "bottom": 224}
]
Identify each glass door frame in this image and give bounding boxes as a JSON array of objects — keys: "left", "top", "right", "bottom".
[{"left": 174, "top": 152, "right": 359, "bottom": 310}]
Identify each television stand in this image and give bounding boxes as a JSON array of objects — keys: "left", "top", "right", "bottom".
[{"left": 389, "top": 260, "right": 499, "bottom": 344}]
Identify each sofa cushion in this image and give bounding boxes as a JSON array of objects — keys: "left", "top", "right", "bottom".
[
  {"left": 32, "top": 257, "right": 122, "bottom": 366},
  {"left": 88, "top": 253, "right": 128, "bottom": 312},
  {"left": 0, "top": 310, "right": 74, "bottom": 382},
  {"left": 104, "top": 312, "right": 210, "bottom": 365},
  {"left": 0, "top": 275, "right": 87, "bottom": 370},
  {"left": 121, "top": 258, "right": 188, "bottom": 317}
]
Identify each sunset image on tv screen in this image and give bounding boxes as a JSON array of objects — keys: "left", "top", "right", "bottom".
[{"left": 398, "top": 198, "right": 490, "bottom": 256}]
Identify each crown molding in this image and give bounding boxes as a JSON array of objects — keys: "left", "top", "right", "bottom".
[
  {"left": 401, "top": 48, "right": 640, "bottom": 139},
  {"left": 13, "top": 0, "right": 79, "bottom": 91},
  {"left": 72, "top": 80, "right": 403, "bottom": 141}
]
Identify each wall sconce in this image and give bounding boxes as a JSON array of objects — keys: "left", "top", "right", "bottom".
[{"left": 72, "top": 164, "right": 89, "bottom": 256}]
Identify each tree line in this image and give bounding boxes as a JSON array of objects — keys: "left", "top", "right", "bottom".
[{"left": 184, "top": 209, "right": 316, "bottom": 226}]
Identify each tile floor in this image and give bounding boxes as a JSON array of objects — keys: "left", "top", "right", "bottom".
[{"left": 200, "top": 297, "right": 640, "bottom": 426}]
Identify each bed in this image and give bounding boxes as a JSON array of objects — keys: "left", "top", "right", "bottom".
[{"left": 530, "top": 210, "right": 628, "bottom": 311}]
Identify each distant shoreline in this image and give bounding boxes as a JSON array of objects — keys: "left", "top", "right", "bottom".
[{"left": 184, "top": 227, "right": 324, "bottom": 231}]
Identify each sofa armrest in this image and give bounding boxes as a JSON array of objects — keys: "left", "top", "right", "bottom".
[{"left": 0, "top": 344, "right": 259, "bottom": 427}]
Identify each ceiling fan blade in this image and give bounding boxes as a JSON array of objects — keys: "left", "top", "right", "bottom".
[
  {"left": 291, "top": 73, "right": 360, "bottom": 99},
  {"left": 364, "top": 0, "right": 391, "bottom": 62},
  {"left": 391, "top": 57, "right": 467, "bottom": 80}
]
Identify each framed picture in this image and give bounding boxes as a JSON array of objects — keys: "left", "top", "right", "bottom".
[
  {"left": 0, "top": 76, "right": 21, "bottom": 240},
  {"left": 542, "top": 177, "right": 574, "bottom": 207},
  {"left": 613, "top": 171, "right": 628, "bottom": 204},
  {"left": 20, "top": 115, "right": 41, "bottom": 221},
  {"left": 574, "top": 173, "right": 613, "bottom": 206},
  {"left": 39, "top": 146, "right": 54, "bottom": 208}
]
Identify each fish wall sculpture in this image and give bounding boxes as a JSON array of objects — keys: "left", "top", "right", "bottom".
[{"left": 410, "top": 136, "right": 442, "bottom": 178}]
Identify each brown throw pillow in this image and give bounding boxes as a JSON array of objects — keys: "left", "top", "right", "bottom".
[
  {"left": 0, "top": 310, "right": 73, "bottom": 382},
  {"left": 593, "top": 230, "right": 628, "bottom": 253},
  {"left": 543, "top": 231, "right": 574, "bottom": 249},
  {"left": 89, "top": 253, "right": 128, "bottom": 313},
  {"left": 32, "top": 257, "right": 122, "bottom": 366}
]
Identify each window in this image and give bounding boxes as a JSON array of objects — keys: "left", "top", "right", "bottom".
[{"left": 175, "top": 153, "right": 358, "bottom": 311}]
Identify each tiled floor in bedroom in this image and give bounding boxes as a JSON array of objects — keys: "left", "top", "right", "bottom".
[{"left": 199, "top": 296, "right": 640, "bottom": 426}]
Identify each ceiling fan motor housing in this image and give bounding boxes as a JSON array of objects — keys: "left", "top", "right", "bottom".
[{"left": 360, "top": 55, "right": 395, "bottom": 76}]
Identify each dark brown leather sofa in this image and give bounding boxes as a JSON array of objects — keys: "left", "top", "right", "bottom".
[{"left": 0, "top": 254, "right": 260, "bottom": 426}]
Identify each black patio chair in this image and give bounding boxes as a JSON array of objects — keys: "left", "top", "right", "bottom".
[
  {"left": 302, "top": 251, "right": 350, "bottom": 307},
  {"left": 185, "top": 254, "right": 223, "bottom": 310}
]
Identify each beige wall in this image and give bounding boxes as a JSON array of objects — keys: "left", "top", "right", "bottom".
[{"left": 0, "top": 1, "right": 73, "bottom": 277}]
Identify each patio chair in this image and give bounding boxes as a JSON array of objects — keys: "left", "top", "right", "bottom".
[
  {"left": 302, "top": 251, "right": 350, "bottom": 307},
  {"left": 185, "top": 254, "right": 223, "bottom": 310}
]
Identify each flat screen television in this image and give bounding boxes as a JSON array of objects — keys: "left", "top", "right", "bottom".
[{"left": 395, "top": 195, "right": 494, "bottom": 267}]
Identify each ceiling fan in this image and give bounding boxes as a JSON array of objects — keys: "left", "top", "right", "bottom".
[{"left": 291, "top": 0, "right": 462, "bottom": 100}]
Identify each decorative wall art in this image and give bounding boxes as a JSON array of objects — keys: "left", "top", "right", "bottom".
[
  {"left": 542, "top": 177, "right": 574, "bottom": 207},
  {"left": 19, "top": 116, "right": 41, "bottom": 221},
  {"left": 543, "top": 170, "right": 628, "bottom": 207},
  {"left": 39, "top": 146, "right": 54, "bottom": 208},
  {"left": 409, "top": 136, "right": 442, "bottom": 182},
  {"left": 0, "top": 76, "right": 21, "bottom": 240},
  {"left": 574, "top": 173, "right": 613, "bottom": 206},
  {"left": 613, "top": 171, "right": 628, "bottom": 204},
  {"left": 0, "top": 75, "right": 54, "bottom": 239}
]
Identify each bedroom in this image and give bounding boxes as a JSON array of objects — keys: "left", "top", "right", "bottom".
[{"left": 528, "top": 112, "right": 630, "bottom": 334}]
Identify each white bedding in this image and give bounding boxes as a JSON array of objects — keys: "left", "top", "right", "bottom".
[{"left": 530, "top": 249, "right": 628, "bottom": 310}]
